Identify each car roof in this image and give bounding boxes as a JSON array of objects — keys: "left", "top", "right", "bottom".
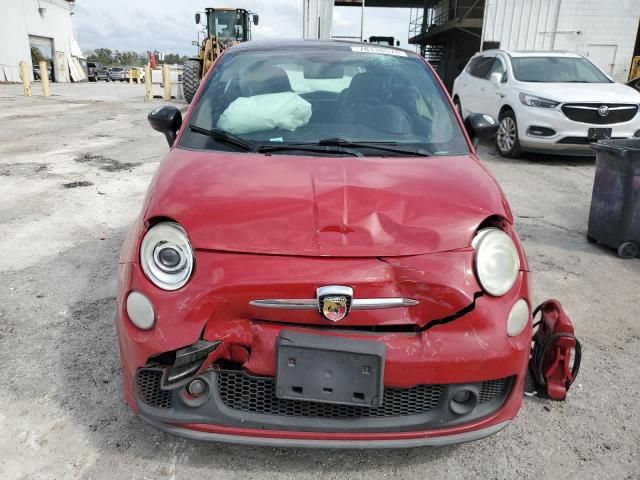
[
  {"left": 480, "top": 49, "right": 581, "bottom": 58},
  {"left": 229, "top": 38, "right": 415, "bottom": 56}
]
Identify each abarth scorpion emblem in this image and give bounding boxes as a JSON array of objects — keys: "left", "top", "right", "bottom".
[
  {"left": 598, "top": 105, "right": 610, "bottom": 117},
  {"left": 317, "top": 286, "right": 353, "bottom": 322}
]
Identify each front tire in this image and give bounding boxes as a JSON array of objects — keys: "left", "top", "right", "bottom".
[
  {"left": 496, "top": 110, "right": 521, "bottom": 158},
  {"left": 183, "top": 60, "right": 201, "bottom": 104}
]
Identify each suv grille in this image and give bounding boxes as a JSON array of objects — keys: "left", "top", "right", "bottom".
[
  {"left": 561, "top": 103, "right": 638, "bottom": 125},
  {"left": 216, "top": 370, "right": 509, "bottom": 418}
]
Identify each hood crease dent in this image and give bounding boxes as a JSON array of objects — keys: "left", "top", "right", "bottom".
[{"left": 145, "top": 149, "right": 512, "bottom": 257}]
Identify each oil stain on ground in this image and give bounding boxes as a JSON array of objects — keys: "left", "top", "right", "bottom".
[
  {"left": 0, "top": 163, "right": 49, "bottom": 177},
  {"left": 75, "top": 153, "right": 140, "bottom": 172},
  {"left": 62, "top": 180, "right": 94, "bottom": 189}
]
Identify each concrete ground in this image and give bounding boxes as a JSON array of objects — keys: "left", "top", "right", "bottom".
[{"left": 0, "top": 82, "right": 638, "bottom": 480}]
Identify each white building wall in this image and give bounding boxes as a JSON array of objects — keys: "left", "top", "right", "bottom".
[
  {"left": 482, "top": 0, "right": 640, "bottom": 82},
  {"left": 0, "top": 0, "right": 81, "bottom": 82},
  {"left": 303, "top": 0, "right": 334, "bottom": 39}
]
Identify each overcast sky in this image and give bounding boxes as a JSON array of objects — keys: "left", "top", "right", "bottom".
[{"left": 74, "top": 1, "right": 415, "bottom": 56}]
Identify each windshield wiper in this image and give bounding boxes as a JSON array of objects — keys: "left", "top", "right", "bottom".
[
  {"left": 316, "top": 138, "right": 432, "bottom": 157},
  {"left": 257, "top": 143, "right": 363, "bottom": 157},
  {"left": 190, "top": 125, "right": 257, "bottom": 152}
]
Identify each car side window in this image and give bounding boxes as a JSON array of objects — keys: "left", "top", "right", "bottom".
[{"left": 467, "top": 56, "right": 494, "bottom": 79}]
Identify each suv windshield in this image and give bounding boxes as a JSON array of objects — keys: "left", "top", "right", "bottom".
[
  {"left": 511, "top": 56, "right": 611, "bottom": 83},
  {"left": 184, "top": 46, "right": 469, "bottom": 156}
]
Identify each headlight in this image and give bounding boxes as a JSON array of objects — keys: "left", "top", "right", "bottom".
[
  {"left": 519, "top": 93, "right": 559, "bottom": 108},
  {"left": 472, "top": 228, "right": 520, "bottom": 296},
  {"left": 140, "top": 222, "right": 194, "bottom": 290}
]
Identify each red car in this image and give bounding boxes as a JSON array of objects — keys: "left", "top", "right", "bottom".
[{"left": 117, "top": 40, "right": 534, "bottom": 448}]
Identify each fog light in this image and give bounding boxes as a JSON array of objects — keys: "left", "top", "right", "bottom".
[
  {"left": 507, "top": 299, "right": 530, "bottom": 337},
  {"left": 126, "top": 291, "right": 155, "bottom": 330},
  {"left": 527, "top": 126, "right": 556, "bottom": 137},
  {"left": 450, "top": 388, "right": 478, "bottom": 415},
  {"left": 187, "top": 378, "right": 207, "bottom": 397},
  {"left": 453, "top": 390, "right": 470, "bottom": 403}
]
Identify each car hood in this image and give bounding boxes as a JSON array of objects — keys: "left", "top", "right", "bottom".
[
  {"left": 520, "top": 81, "right": 640, "bottom": 103},
  {"left": 144, "top": 148, "right": 512, "bottom": 257}
]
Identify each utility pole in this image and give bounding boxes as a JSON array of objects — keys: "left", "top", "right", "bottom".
[{"left": 360, "top": 0, "right": 366, "bottom": 42}]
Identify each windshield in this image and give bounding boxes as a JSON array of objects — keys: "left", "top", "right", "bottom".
[
  {"left": 183, "top": 46, "right": 469, "bottom": 156},
  {"left": 511, "top": 56, "right": 611, "bottom": 83},
  {"left": 209, "top": 10, "right": 246, "bottom": 44}
]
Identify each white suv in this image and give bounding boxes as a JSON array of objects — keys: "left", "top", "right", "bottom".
[{"left": 452, "top": 50, "right": 640, "bottom": 157}]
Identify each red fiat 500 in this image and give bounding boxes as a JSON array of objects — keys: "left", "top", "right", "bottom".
[{"left": 117, "top": 40, "right": 534, "bottom": 448}]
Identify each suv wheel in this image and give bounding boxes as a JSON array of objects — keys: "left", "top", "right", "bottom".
[{"left": 496, "top": 110, "right": 521, "bottom": 158}]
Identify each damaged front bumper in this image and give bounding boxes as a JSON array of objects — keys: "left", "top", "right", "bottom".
[{"left": 116, "top": 249, "right": 531, "bottom": 447}]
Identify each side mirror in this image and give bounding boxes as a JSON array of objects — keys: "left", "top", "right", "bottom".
[
  {"left": 464, "top": 113, "right": 499, "bottom": 148},
  {"left": 148, "top": 105, "right": 182, "bottom": 147},
  {"left": 253, "top": 14, "right": 259, "bottom": 26},
  {"left": 195, "top": 13, "right": 201, "bottom": 24},
  {"left": 489, "top": 71, "right": 503, "bottom": 87}
]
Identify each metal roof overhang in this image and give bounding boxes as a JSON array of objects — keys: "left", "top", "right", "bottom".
[
  {"left": 335, "top": 0, "right": 438, "bottom": 7},
  {"left": 409, "top": 17, "right": 483, "bottom": 44}
]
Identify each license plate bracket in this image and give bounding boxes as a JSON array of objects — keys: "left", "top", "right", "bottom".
[
  {"left": 276, "top": 331, "right": 385, "bottom": 407},
  {"left": 588, "top": 127, "right": 612, "bottom": 141}
]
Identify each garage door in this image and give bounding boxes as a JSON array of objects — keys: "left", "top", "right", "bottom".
[{"left": 29, "top": 35, "right": 54, "bottom": 81}]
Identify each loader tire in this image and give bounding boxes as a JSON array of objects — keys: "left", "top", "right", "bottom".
[{"left": 183, "top": 60, "right": 201, "bottom": 104}]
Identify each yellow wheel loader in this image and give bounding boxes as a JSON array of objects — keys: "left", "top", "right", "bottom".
[{"left": 184, "top": 8, "right": 258, "bottom": 103}]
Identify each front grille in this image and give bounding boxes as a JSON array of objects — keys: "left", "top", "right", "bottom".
[
  {"left": 478, "top": 378, "right": 508, "bottom": 403},
  {"left": 216, "top": 370, "right": 509, "bottom": 418},
  {"left": 137, "top": 369, "right": 172, "bottom": 409},
  {"left": 561, "top": 103, "right": 638, "bottom": 124}
]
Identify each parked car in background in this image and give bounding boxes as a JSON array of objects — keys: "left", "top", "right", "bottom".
[
  {"left": 32, "top": 64, "right": 52, "bottom": 81},
  {"left": 453, "top": 50, "right": 640, "bottom": 157},
  {"left": 88, "top": 62, "right": 109, "bottom": 82},
  {"left": 109, "top": 67, "right": 128, "bottom": 82},
  {"left": 114, "top": 39, "right": 560, "bottom": 448}
]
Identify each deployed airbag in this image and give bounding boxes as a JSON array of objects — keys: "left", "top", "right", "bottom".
[{"left": 217, "top": 92, "right": 312, "bottom": 135}]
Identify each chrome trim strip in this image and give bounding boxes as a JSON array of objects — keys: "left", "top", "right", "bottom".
[
  {"left": 563, "top": 105, "right": 637, "bottom": 111},
  {"left": 249, "top": 298, "right": 419, "bottom": 310},
  {"left": 249, "top": 299, "right": 316, "bottom": 310},
  {"left": 352, "top": 298, "right": 420, "bottom": 309}
]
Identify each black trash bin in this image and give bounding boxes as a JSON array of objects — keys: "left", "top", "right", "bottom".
[{"left": 588, "top": 139, "right": 640, "bottom": 259}]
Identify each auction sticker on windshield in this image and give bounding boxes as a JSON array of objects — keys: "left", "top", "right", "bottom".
[{"left": 351, "top": 45, "right": 407, "bottom": 56}]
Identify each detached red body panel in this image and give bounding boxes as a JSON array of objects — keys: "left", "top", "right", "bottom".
[{"left": 116, "top": 40, "right": 538, "bottom": 448}]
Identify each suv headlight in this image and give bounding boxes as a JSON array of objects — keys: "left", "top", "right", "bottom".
[
  {"left": 519, "top": 93, "right": 559, "bottom": 108},
  {"left": 140, "top": 222, "right": 194, "bottom": 290},
  {"left": 472, "top": 228, "right": 520, "bottom": 296}
]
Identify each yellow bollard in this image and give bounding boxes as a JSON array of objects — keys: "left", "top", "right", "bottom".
[
  {"left": 19, "top": 61, "right": 32, "bottom": 97},
  {"left": 144, "top": 64, "right": 152, "bottom": 101},
  {"left": 40, "top": 61, "right": 50, "bottom": 97},
  {"left": 162, "top": 64, "right": 171, "bottom": 101}
]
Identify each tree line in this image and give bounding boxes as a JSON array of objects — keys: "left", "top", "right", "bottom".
[{"left": 85, "top": 48, "right": 189, "bottom": 67}]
